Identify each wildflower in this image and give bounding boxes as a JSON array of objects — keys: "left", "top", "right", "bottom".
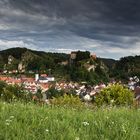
[
  {"left": 5, "top": 122, "right": 10, "bottom": 126},
  {"left": 111, "top": 121, "right": 115, "bottom": 125},
  {"left": 10, "top": 116, "right": 14, "bottom": 119},
  {"left": 6, "top": 119, "right": 12, "bottom": 122},
  {"left": 45, "top": 129, "right": 49, "bottom": 132},
  {"left": 106, "top": 116, "right": 109, "bottom": 119},
  {"left": 111, "top": 99, "right": 114, "bottom": 103},
  {"left": 75, "top": 137, "right": 80, "bottom": 140},
  {"left": 122, "top": 125, "right": 127, "bottom": 133},
  {"left": 82, "top": 121, "right": 89, "bottom": 126}
]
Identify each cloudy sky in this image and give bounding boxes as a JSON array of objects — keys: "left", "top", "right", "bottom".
[{"left": 0, "top": 0, "right": 140, "bottom": 59}]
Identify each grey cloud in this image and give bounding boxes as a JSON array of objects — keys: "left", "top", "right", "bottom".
[{"left": 0, "top": 0, "right": 140, "bottom": 59}]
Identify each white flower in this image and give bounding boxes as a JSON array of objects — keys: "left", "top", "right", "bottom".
[
  {"left": 6, "top": 119, "right": 12, "bottom": 122},
  {"left": 5, "top": 122, "right": 10, "bottom": 126},
  {"left": 75, "top": 137, "right": 80, "bottom": 140},
  {"left": 111, "top": 121, "right": 115, "bottom": 125},
  {"left": 82, "top": 121, "right": 89, "bottom": 126},
  {"left": 106, "top": 116, "right": 109, "bottom": 119},
  {"left": 45, "top": 129, "right": 49, "bottom": 132},
  {"left": 111, "top": 99, "right": 114, "bottom": 103},
  {"left": 10, "top": 116, "right": 14, "bottom": 119}
]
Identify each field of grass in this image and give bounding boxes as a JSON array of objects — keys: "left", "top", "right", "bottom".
[{"left": 0, "top": 101, "right": 140, "bottom": 140}]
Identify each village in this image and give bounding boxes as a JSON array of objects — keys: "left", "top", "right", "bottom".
[
  {"left": 0, "top": 74, "right": 54, "bottom": 94},
  {"left": 0, "top": 50, "right": 140, "bottom": 102},
  {"left": 0, "top": 72, "right": 140, "bottom": 103}
]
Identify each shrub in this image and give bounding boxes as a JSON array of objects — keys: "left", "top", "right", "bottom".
[
  {"left": 0, "top": 84, "right": 33, "bottom": 102},
  {"left": 0, "top": 81, "right": 7, "bottom": 97},
  {"left": 50, "top": 94, "right": 84, "bottom": 108},
  {"left": 46, "top": 87, "right": 65, "bottom": 99},
  {"left": 95, "top": 84, "right": 134, "bottom": 106},
  {"left": 35, "top": 88, "right": 43, "bottom": 99}
]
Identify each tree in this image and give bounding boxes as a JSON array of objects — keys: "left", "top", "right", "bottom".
[
  {"left": 95, "top": 84, "right": 134, "bottom": 106},
  {"left": 76, "top": 51, "right": 90, "bottom": 62}
]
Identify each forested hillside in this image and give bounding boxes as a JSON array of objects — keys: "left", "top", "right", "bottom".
[
  {"left": 110, "top": 56, "right": 140, "bottom": 80},
  {"left": 0, "top": 47, "right": 140, "bottom": 83}
]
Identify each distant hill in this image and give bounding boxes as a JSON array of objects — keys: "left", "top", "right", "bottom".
[
  {"left": 0, "top": 47, "right": 69, "bottom": 62},
  {"left": 110, "top": 55, "right": 140, "bottom": 80},
  {"left": 0, "top": 47, "right": 69, "bottom": 70},
  {"left": 0, "top": 47, "right": 139, "bottom": 83},
  {"left": 0, "top": 47, "right": 27, "bottom": 63},
  {"left": 99, "top": 58, "right": 117, "bottom": 69},
  {"left": 0, "top": 48, "right": 109, "bottom": 84}
]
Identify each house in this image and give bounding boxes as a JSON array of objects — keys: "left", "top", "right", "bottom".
[
  {"left": 22, "top": 78, "right": 36, "bottom": 86},
  {"left": 35, "top": 74, "right": 55, "bottom": 83},
  {"left": 39, "top": 76, "right": 49, "bottom": 83},
  {"left": 41, "top": 74, "right": 48, "bottom": 77},
  {"left": 12, "top": 70, "right": 18, "bottom": 74},
  {"left": 40, "top": 83, "right": 49, "bottom": 92},
  {"left": 5, "top": 78, "right": 22, "bottom": 85},
  {"left": 47, "top": 76, "right": 55, "bottom": 82},
  {"left": 3, "top": 70, "right": 8, "bottom": 74},
  {"left": 0, "top": 76, "right": 8, "bottom": 81}
]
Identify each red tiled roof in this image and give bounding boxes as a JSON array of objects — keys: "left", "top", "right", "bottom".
[
  {"left": 0, "top": 77, "right": 8, "bottom": 81},
  {"left": 41, "top": 74, "right": 48, "bottom": 77},
  {"left": 22, "top": 78, "right": 35, "bottom": 82},
  {"left": 6, "top": 79, "right": 22, "bottom": 84},
  {"left": 40, "top": 83, "right": 49, "bottom": 89}
]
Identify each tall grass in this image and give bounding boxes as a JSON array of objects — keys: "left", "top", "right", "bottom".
[{"left": 0, "top": 101, "right": 140, "bottom": 140}]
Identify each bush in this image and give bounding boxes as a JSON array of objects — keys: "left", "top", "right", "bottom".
[
  {"left": 95, "top": 84, "right": 134, "bottom": 106},
  {"left": 46, "top": 87, "right": 65, "bottom": 99},
  {"left": 0, "top": 83, "right": 33, "bottom": 102},
  {"left": 0, "top": 81, "right": 7, "bottom": 97},
  {"left": 50, "top": 94, "right": 84, "bottom": 108}
]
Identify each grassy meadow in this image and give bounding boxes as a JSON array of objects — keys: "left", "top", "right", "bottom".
[{"left": 0, "top": 101, "right": 140, "bottom": 140}]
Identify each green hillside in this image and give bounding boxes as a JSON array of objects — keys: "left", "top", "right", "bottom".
[
  {"left": 0, "top": 48, "right": 109, "bottom": 84},
  {"left": 0, "top": 47, "right": 140, "bottom": 83},
  {"left": 111, "top": 56, "right": 140, "bottom": 80},
  {"left": 0, "top": 47, "right": 69, "bottom": 72}
]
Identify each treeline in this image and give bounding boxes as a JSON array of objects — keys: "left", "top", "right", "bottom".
[
  {"left": 110, "top": 55, "right": 140, "bottom": 81},
  {"left": 0, "top": 47, "right": 69, "bottom": 72},
  {"left": 0, "top": 47, "right": 140, "bottom": 83},
  {"left": 0, "top": 48, "right": 109, "bottom": 84}
]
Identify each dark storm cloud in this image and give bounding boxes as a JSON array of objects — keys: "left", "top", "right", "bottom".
[{"left": 0, "top": 0, "right": 140, "bottom": 59}]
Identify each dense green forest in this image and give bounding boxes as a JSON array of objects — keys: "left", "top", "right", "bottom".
[
  {"left": 110, "top": 56, "right": 140, "bottom": 81},
  {"left": 0, "top": 47, "right": 140, "bottom": 84}
]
